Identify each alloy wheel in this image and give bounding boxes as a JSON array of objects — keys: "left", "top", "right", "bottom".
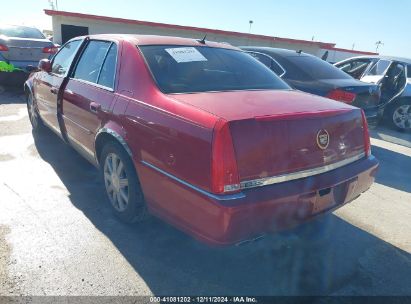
[
  {"left": 103, "top": 153, "right": 129, "bottom": 212},
  {"left": 392, "top": 105, "right": 411, "bottom": 130}
]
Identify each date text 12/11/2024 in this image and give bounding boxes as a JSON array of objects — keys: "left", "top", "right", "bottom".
[{"left": 149, "top": 296, "right": 258, "bottom": 303}]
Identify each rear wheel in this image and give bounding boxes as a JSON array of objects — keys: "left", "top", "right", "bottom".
[
  {"left": 26, "top": 93, "right": 44, "bottom": 132},
  {"left": 100, "top": 141, "right": 148, "bottom": 223},
  {"left": 388, "top": 100, "right": 411, "bottom": 131}
]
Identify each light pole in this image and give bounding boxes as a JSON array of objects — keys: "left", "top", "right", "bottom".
[
  {"left": 249, "top": 20, "right": 254, "bottom": 34},
  {"left": 375, "top": 41, "right": 384, "bottom": 53}
]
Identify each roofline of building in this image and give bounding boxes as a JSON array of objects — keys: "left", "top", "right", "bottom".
[
  {"left": 321, "top": 45, "right": 378, "bottom": 56},
  {"left": 44, "top": 9, "right": 337, "bottom": 48}
]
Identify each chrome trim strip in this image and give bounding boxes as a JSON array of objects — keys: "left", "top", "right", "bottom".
[
  {"left": 240, "top": 152, "right": 366, "bottom": 190},
  {"left": 141, "top": 161, "right": 246, "bottom": 201}
]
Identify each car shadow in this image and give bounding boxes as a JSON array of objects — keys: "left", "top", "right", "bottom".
[
  {"left": 33, "top": 129, "right": 411, "bottom": 296},
  {"left": 371, "top": 145, "right": 411, "bottom": 193}
]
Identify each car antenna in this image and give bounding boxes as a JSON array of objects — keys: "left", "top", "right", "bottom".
[
  {"left": 296, "top": 49, "right": 303, "bottom": 54},
  {"left": 198, "top": 34, "right": 207, "bottom": 44}
]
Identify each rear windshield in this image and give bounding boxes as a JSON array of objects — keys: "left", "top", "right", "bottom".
[
  {"left": 139, "top": 45, "right": 290, "bottom": 94},
  {"left": 0, "top": 25, "right": 45, "bottom": 39},
  {"left": 279, "top": 55, "right": 353, "bottom": 81}
]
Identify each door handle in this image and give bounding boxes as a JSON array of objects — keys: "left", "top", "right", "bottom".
[
  {"left": 50, "top": 87, "right": 58, "bottom": 95},
  {"left": 90, "top": 102, "right": 101, "bottom": 114}
]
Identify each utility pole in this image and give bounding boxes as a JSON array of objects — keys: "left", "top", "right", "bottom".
[
  {"left": 375, "top": 41, "right": 384, "bottom": 53},
  {"left": 352, "top": 43, "right": 355, "bottom": 50},
  {"left": 249, "top": 20, "right": 253, "bottom": 34},
  {"left": 48, "top": 0, "right": 55, "bottom": 10}
]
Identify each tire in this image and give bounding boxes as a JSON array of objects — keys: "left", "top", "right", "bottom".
[
  {"left": 387, "top": 99, "right": 411, "bottom": 131},
  {"left": 100, "top": 141, "right": 148, "bottom": 223},
  {"left": 26, "top": 92, "right": 44, "bottom": 132}
]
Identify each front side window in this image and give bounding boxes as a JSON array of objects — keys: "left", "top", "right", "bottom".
[
  {"left": 407, "top": 65, "right": 411, "bottom": 78},
  {"left": 367, "top": 59, "right": 391, "bottom": 76},
  {"left": 140, "top": 45, "right": 290, "bottom": 94},
  {"left": 51, "top": 40, "right": 82, "bottom": 76},
  {"left": 73, "top": 40, "right": 112, "bottom": 84}
]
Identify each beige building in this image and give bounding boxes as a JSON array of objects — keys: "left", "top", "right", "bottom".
[{"left": 45, "top": 9, "right": 377, "bottom": 62}]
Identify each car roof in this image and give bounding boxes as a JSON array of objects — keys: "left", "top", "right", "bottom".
[
  {"left": 72, "top": 34, "right": 240, "bottom": 50},
  {"left": 240, "top": 46, "right": 312, "bottom": 57},
  {"left": 340, "top": 55, "right": 411, "bottom": 65}
]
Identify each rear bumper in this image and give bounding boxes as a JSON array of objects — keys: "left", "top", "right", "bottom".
[
  {"left": 8, "top": 60, "right": 40, "bottom": 72},
  {"left": 139, "top": 155, "right": 379, "bottom": 246}
]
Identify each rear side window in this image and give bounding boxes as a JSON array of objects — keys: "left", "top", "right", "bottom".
[
  {"left": 0, "top": 25, "right": 45, "bottom": 39},
  {"left": 248, "top": 51, "right": 285, "bottom": 77},
  {"left": 98, "top": 44, "right": 118, "bottom": 88},
  {"left": 248, "top": 52, "right": 271, "bottom": 68},
  {"left": 140, "top": 45, "right": 290, "bottom": 94},
  {"left": 336, "top": 59, "right": 370, "bottom": 75},
  {"left": 271, "top": 61, "right": 285, "bottom": 76},
  {"left": 51, "top": 40, "right": 82, "bottom": 76},
  {"left": 408, "top": 65, "right": 411, "bottom": 78},
  {"left": 73, "top": 41, "right": 112, "bottom": 84}
]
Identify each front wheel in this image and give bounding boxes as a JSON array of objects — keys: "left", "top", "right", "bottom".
[
  {"left": 100, "top": 141, "right": 148, "bottom": 223},
  {"left": 388, "top": 100, "right": 411, "bottom": 131}
]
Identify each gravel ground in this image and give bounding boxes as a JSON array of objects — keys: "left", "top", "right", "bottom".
[{"left": 0, "top": 86, "right": 410, "bottom": 297}]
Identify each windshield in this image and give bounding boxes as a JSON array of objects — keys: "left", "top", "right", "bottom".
[
  {"left": 0, "top": 25, "right": 45, "bottom": 39},
  {"left": 282, "top": 55, "right": 353, "bottom": 80},
  {"left": 139, "top": 45, "right": 290, "bottom": 93}
]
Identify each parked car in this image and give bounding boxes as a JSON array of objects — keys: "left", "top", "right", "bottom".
[
  {"left": 335, "top": 56, "right": 411, "bottom": 130},
  {"left": 25, "top": 35, "right": 378, "bottom": 245},
  {"left": 241, "top": 47, "right": 382, "bottom": 127},
  {"left": 0, "top": 25, "right": 58, "bottom": 72}
]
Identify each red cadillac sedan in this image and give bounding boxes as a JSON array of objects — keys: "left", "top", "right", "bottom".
[{"left": 25, "top": 34, "right": 378, "bottom": 245}]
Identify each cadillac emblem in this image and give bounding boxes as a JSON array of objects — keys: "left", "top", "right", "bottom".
[{"left": 316, "top": 129, "right": 330, "bottom": 150}]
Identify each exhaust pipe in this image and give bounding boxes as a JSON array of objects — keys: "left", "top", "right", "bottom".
[{"left": 235, "top": 234, "right": 265, "bottom": 247}]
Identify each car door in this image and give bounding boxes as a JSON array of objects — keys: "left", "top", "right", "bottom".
[
  {"left": 360, "top": 59, "right": 391, "bottom": 84},
  {"left": 34, "top": 39, "right": 82, "bottom": 134},
  {"left": 61, "top": 40, "right": 118, "bottom": 160}
]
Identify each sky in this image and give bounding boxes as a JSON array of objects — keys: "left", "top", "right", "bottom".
[{"left": 2, "top": 0, "right": 411, "bottom": 57}]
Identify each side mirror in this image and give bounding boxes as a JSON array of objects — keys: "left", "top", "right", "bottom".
[{"left": 38, "top": 59, "right": 52, "bottom": 73}]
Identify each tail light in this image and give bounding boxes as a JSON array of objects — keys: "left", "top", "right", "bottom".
[
  {"left": 0, "top": 44, "right": 9, "bottom": 51},
  {"left": 361, "top": 110, "right": 371, "bottom": 157},
  {"left": 211, "top": 119, "right": 240, "bottom": 194},
  {"left": 42, "top": 46, "right": 58, "bottom": 54},
  {"left": 327, "top": 89, "right": 356, "bottom": 104}
]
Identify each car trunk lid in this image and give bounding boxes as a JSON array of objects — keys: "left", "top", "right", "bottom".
[
  {"left": 0, "top": 37, "right": 52, "bottom": 62},
  {"left": 320, "top": 78, "right": 381, "bottom": 108},
  {"left": 169, "top": 90, "right": 366, "bottom": 184}
]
